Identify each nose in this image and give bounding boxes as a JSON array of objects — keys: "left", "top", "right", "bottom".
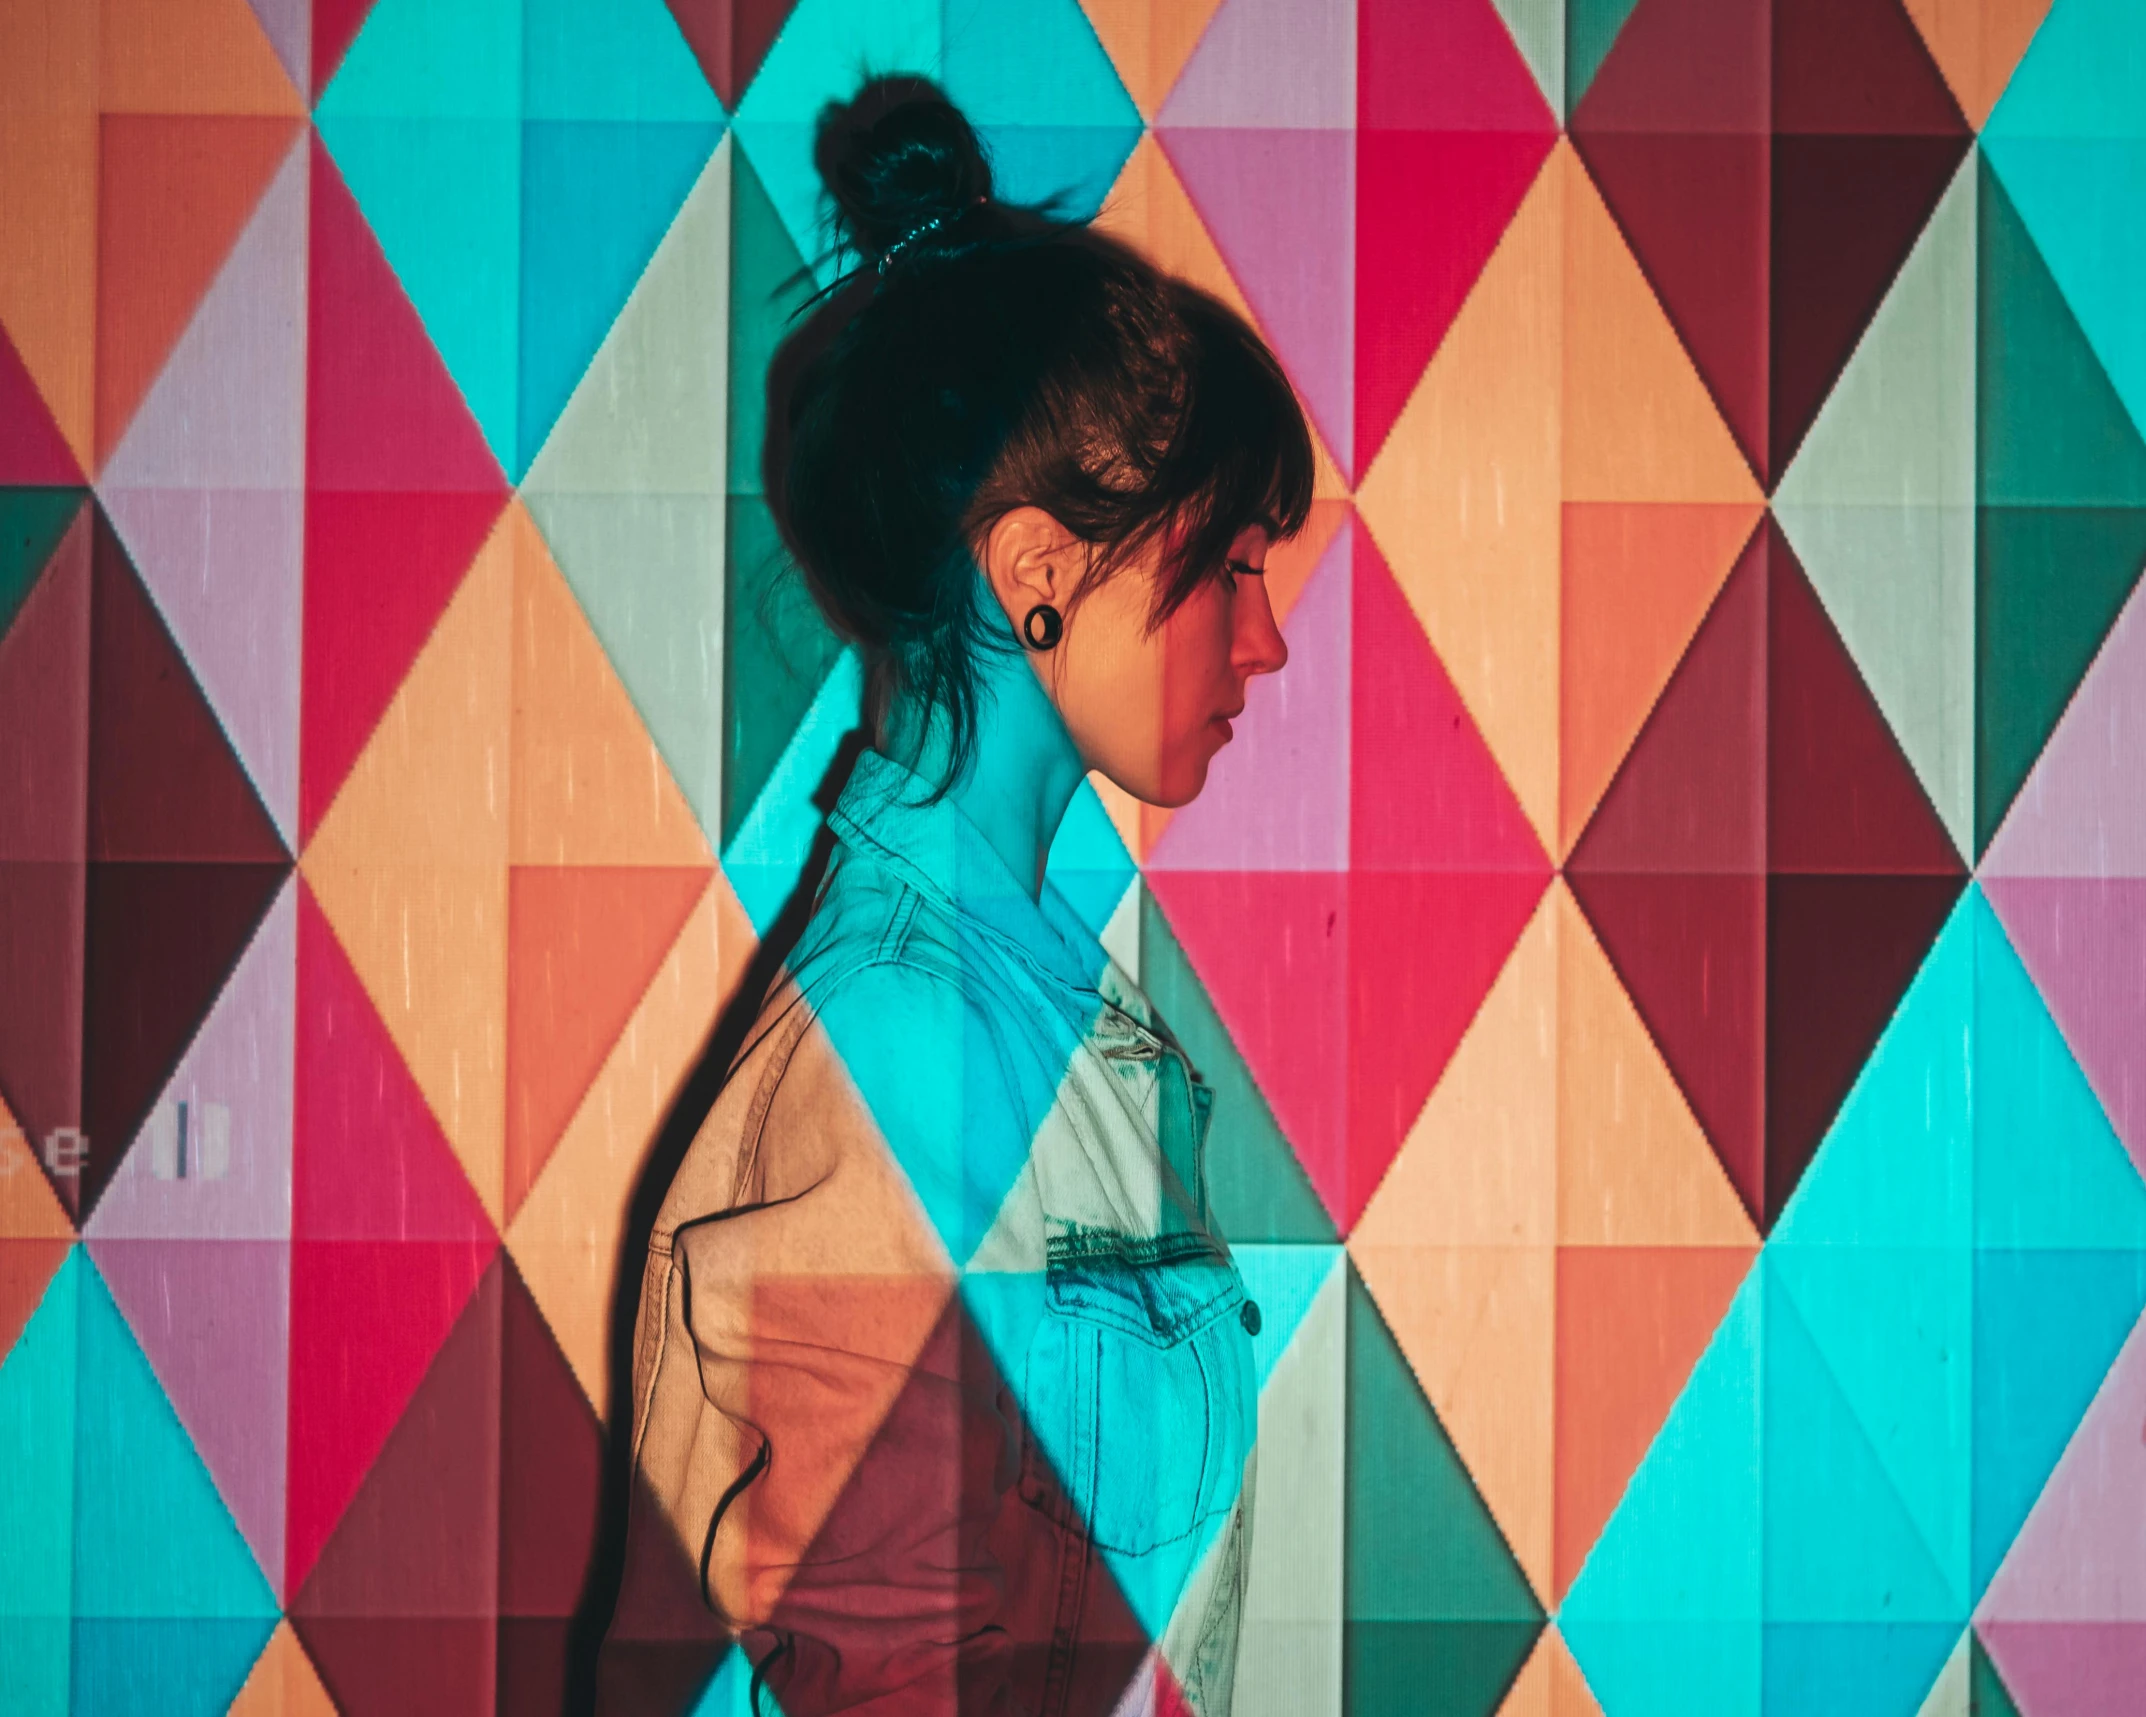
[{"left": 1238, "top": 576, "right": 1288, "bottom": 678}]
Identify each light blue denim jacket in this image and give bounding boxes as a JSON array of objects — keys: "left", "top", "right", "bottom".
[{"left": 625, "top": 746, "right": 1260, "bottom": 1715}]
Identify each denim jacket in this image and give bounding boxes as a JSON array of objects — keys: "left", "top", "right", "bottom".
[{"left": 621, "top": 747, "right": 1260, "bottom": 1716}]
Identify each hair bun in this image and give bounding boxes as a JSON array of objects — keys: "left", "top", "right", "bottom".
[{"left": 814, "top": 75, "right": 994, "bottom": 270}]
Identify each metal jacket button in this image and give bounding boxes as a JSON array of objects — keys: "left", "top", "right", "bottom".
[{"left": 1240, "top": 1298, "right": 1261, "bottom": 1337}]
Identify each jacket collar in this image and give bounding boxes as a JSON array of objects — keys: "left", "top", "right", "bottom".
[{"left": 828, "top": 746, "right": 1113, "bottom": 1000}]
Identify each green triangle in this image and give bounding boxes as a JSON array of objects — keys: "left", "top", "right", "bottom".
[
  {"left": 723, "top": 494, "right": 844, "bottom": 848},
  {"left": 0, "top": 489, "right": 86, "bottom": 643},
  {"left": 1967, "top": 1632, "right": 2022, "bottom": 1717},
  {"left": 1343, "top": 1265, "right": 1541, "bottom": 1716},
  {"left": 1978, "top": 155, "right": 2146, "bottom": 508},
  {"left": 727, "top": 139, "right": 816, "bottom": 501},
  {"left": 1493, "top": 0, "right": 1565, "bottom": 118},
  {"left": 1974, "top": 505, "right": 2146, "bottom": 853},
  {"left": 1567, "top": 0, "right": 1643, "bottom": 116},
  {"left": 1138, "top": 887, "right": 1337, "bottom": 1244}
]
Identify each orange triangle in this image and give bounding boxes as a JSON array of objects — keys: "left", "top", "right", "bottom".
[
  {"left": 1558, "top": 501, "right": 1760, "bottom": 856},
  {"left": 1359, "top": 145, "right": 1563, "bottom": 856},
  {"left": 1563, "top": 148, "right": 1762, "bottom": 506},
  {"left": 1554, "top": 1244, "right": 1752, "bottom": 1600},
  {"left": 504, "top": 864, "right": 711, "bottom": 1222},
  {"left": 0, "top": 1096, "right": 75, "bottom": 1241},
  {"left": 228, "top": 1619, "right": 339, "bottom": 1717},
  {"left": 510, "top": 513, "right": 714, "bottom": 869},
  {"left": 506, "top": 868, "right": 758, "bottom": 1401},
  {"left": 98, "top": 0, "right": 304, "bottom": 115},
  {"left": 93, "top": 113, "right": 298, "bottom": 466},
  {"left": 302, "top": 507, "right": 515, "bottom": 1225},
  {"left": 1078, "top": 0, "right": 1230, "bottom": 119},
  {"left": 1553, "top": 882, "right": 1758, "bottom": 1248},
  {"left": 1901, "top": 0, "right": 2055, "bottom": 128},
  {"left": 1546, "top": 1628, "right": 1610, "bottom": 1717}
]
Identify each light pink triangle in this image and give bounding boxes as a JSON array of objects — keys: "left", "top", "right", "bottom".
[
  {"left": 1983, "top": 877, "right": 2146, "bottom": 1181},
  {"left": 1158, "top": 126, "right": 1356, "bottom": 473},
  {"left": 244, "top": 0, "right": 310, "bottom": 94},
  {"left": 88, "top": 879, "right": 296, "bottom": 1242},
  {"left": 101, "top": 131, "right": 307, "bottom": 846},
  {"left": 1986, "top": 575, "right": 2146, "bottom": 880},
  {"left": 87, "top": 1236, "right": 290, "bottom": 1598},
  {"left": 1147, "top": 523, "right": 1351, "bottom": 872},
  {"left": 1157, "top": 0, "right": 1357, "bottom": 127}
]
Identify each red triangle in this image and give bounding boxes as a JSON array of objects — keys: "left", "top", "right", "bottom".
[
  {"left": 1143, "top": 869, "right": 1350, "bottom": 1228},
  {"left": 0, "top": 322, "right": 79, "bottom": 484},
  {"left": 1569, "top": 519, "right": 1768, "bottom": 875},
  {"left": 498, "top": 1256, "right": 602, "bottom": 1619},
  {"left": 503, "top": 866, "right": 709, "bottom": 1223},
  {"left": 1766, "top": 517, "right": 1964, "bottom": 874},
  {"left": 290, "top": 1617, "right": 496, "bottom": 1716},
  {"left": 662, "top": 0, "right": 798, "bottom": 108},
  {"left": 312, "top": 0, "right": 380, "bottom": 101},
  {"left": 88, "top": 511, "right": 285, "bottom": 864},
  {"left": 1349, "top": 515, "right": 1549, "bottom": 874},
  {"left": 95, "top": 115, "right": 299, "bottom": 470}
]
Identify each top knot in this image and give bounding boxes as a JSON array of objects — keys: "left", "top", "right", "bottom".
[{"left": 813, "top": 75, "right": 996, "bottom": 274}]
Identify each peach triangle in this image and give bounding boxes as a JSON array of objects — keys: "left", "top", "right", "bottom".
[
  {"left": 1359, "top": 146, "right": 1563, "bottom": 856},
  {"left": 1901, "top": 0, "right": 2055, "bottom": 128},
  {"left": 1547, "top": 1627, "right": 1609, "bottom": 1717},
  {"left": 1078, "top": 0, "right": 1231, "bottom": 119},
  {"left": 0, "top": 1094, "right": 75, "bottom": 1241},
  {"left": 228, "top": 1619, "right": 339, "bottom": 1717},
  {"left": 98, "top": 0, "right": 305, "bottom": 115},
  {"left": 506, "top": 869, "right": 758, "bottom": 1401},
  {"left": 1497, "top": 1631, "right": 1554, "bottom": 1717},
  {"left": 509, "top": 513, "right": 713, "bottom": 869},
  {"left": 302, "top": 508, "right": 514, "bottom": 1224},
  {"left": 1553, "top": 882, "right": 1758, "bottom": 1248},
  {"left": 1562, "top": 145, "right": 1762, "bottom": 506},
  {"left": 1558, "top": 500, "right": 1760, "bottom": 857}
]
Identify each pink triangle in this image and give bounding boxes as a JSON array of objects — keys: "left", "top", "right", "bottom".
[
  {"left": 1978, "top": 1622, "right": 2146, "bottom": 1717},
  {"left": 1986, "top": 576, "right": 2146, "bottom": 880},
  {"left": 1984, "top": 877, "right": 2146, "bottom": 1181},
  {"left": 1157, "top": 0, "right": 1356, "bottom": 127},
  {"left": 88, "top": 878, "right": 296, "bottom": 1242},
  {"left": 1148, "top": 523, "right": 1352, "bottom": 872},
  {"left": 293, "top": 881, "right": 494, "bottom": 1245},
  {"left": 1358, "top": 0, "right": 1559, "bottom": 128},
  {"left": 1349, "top": 515, "right": 1548, "bottom": 872},
  {"left": 245, "top": 0, "right": 310, "bottom": 95},
  {"left": 1158, "top": 125, "right": 1356, "bottom": 474},
  {"left": 88, "top": 1236, "right": 290, "bottom": 1597},
  {"left": 0, "top": 320, "right": 78, "bottom": 485}
]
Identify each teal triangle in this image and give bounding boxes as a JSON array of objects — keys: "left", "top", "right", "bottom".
[
  {"left": 1231, "top": 1243, "right": 1342, "bottom": 1393},
  {"left": 1767, "top": 1246, "right": 1972, "bottom": 1610},
  {"left": 1761, "top": 1258, "right": 1960, "bottom": 1624},
  {"left": 722, "top": 647, "right": 864, "bottom": 933},
  {"left": 1556, "top": 1620, "right": 1760, "bottom": 1717},
  {"left": 728, "top": 141, "right": 815, "bottom": 500},
  {"left": 1136, "top": 888, "right": 1338, "bottom": 1245},
  {"left": 71, "top": 1255, "right": 276, "bottom": 1619},
  {"left": 1762, "top": 1622, "right": 1965, "bottom": 1717},
  {"left": 1, "top": 489, "right": 87, "bottom": 643},
  {"left": 72, "top": 1618, "right": 278, "bottom": 1717},
  {"left": 1773, "top": 888, "right": 1975, "bottom": 1252},
  {"left": 319, "top": 0, "right": 521, "bottom": 118},
  {"left": 1970, "top": 887, "right": 2146, "bottom": 1251},
  {"left": 1971, "top": 1246, "right": 2146, "bottom": 1598},
  {"left": 1984, "top": 0, "right": 2146, "bottom": 444},
  {"left": 1041, "top": 780, "right": 1135, "bottom": 940},
  {"left": 523, "top": 0, "right": 723, "bottom": 121},
  {"left": 0, "top": 1249, "right": 78, "bottom": 1621},
  {"left": 688, "top": 1640, "right": 790, "bottom": 1715},
  {"left": 518, "top": 119, "right": 723, "bottom": 475}
]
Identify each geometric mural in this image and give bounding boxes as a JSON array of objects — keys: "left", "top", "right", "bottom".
[{"left": 5, "top": 0, "right": 2146, "bottom": 1711}]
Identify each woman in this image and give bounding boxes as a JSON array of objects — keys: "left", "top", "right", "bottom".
[{"left": 614, "top": 75, "right": 1314, "bottom": 1717}]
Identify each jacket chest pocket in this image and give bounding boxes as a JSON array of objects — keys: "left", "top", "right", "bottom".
[{"left": 1017, "top": 1234, "right": 1257, "bottom": 1557}]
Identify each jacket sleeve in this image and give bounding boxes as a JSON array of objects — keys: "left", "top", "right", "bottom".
[{"left": 625, "top": 962, "right": 1042, "bottom": 1716}]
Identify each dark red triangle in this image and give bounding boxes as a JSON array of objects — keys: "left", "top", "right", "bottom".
[
  {"left": 1564, "top": 870, "right": 1769, "bottom": 1227},
  {"left": 1765, "top": 517, "right": 1963, "bottom": 874},
  {"left": 294, "top": 1255, "right": 503, "bottom": 1625},
  {"left": 662, "top": 0, "right": 798, "bottom": 108},
  {"left": 1570, "top": 518, "right": 1768, "bottom": 876},
  {"left": 88, "top": 510, "right": 286, "bottom": 865},
  {"left": 0, "top": 320, "right": 78, "bottom": 484},
  {"left": 1765, "top": 872, "right": 1962, "bottom": 1223},
  {"left": 313, "top": 0, "right": 381, "bottom": 101},
  {"left": 292, "top": 1618, "right": 496, "bottom": 1716},
  {"left": 78, "top": 859, "right": 286, "bottom": 1220},
  {"left": 1774, "top": 0, "right": 1971, "bottom": 135},
  {"left": 498, "top": 1255, "right": 602, "bottom": 1621}
]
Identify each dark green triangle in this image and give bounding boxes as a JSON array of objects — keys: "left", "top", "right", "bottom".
[
  {"left": 1138, "top": 886, "right": 1338, "bottom": 1244},
  {"left": 1567, "top": 0, "right": 1645, "bottom": 117},
  {"left": 1975, "top": 506, "right": 2146, "bottom": 854},
  {"left": 728, "top": 138, "right": 816, "bottom": 501},
  {"left": 1977, "top": 156, "right": 2146, "bottom": 508},
  {"left": 0, "top": 488, "right": 87, "bottom": 642},
  {"left": 1968, "top": 1632, "right": 2023, "bottom": 1717},
  {"left": 1343, "top": 1263, "right": 1542, "bottom": 1717}
]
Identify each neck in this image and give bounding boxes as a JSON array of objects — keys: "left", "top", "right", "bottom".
[{"left": 879, "top": 634, "right": 1087, "bottom": 902}]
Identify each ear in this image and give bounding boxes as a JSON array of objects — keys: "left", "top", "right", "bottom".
[{"left": 979, "top": 505, "right": 1086, "bottom": 619}]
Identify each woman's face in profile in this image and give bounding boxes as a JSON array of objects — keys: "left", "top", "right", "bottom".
[{"left": 1049, "top": 521, "right": 1289, "bottom": 809}]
